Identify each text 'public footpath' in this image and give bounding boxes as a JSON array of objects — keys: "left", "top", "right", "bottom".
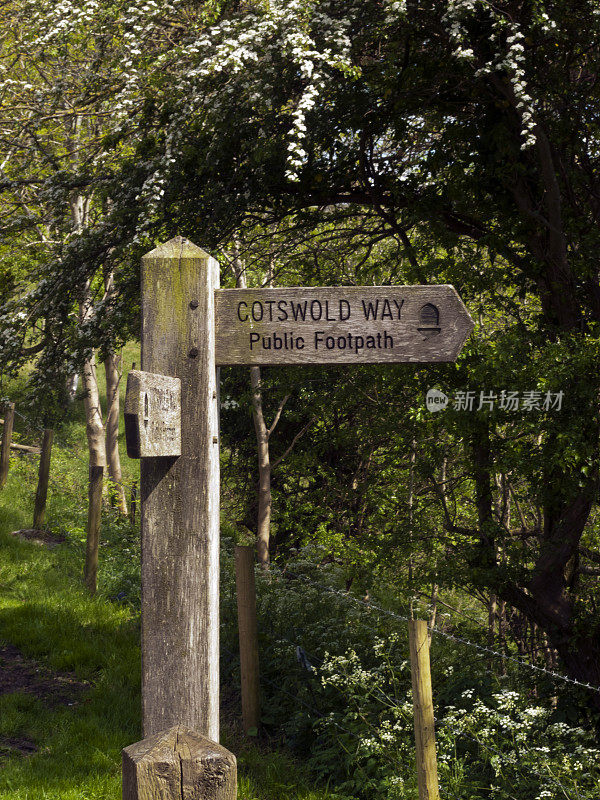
[{"left": 237, "top": 297, "right": 404, "bottom": 355}]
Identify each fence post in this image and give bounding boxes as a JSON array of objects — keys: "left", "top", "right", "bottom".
[
  {"left": 33, "top": 429, "right": 53, "bottom": 529},
  {"left": 408, "top": 619, "right": 440, "bottom": 800},
  {"left": 84, "top": 466, "right": 103, "bottom": 595},
  {"left": 235, "top": 545, "right": 260, "bottom": 734},
  {"left": 0, "top": 402, "right": 15, "bottom": 490},
  {"left": 122, "top": 726, "right": 236, "bottom": 800}
]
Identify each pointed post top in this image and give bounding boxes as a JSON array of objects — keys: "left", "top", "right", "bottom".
[
  {"left": 143, "top": 236, "right": 212, "bottom": 261},
  {"left": 124, "top": 726, "right": 236, "bottom": 766}
]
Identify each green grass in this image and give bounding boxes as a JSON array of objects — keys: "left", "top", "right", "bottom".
[
  {"left": 0, "top": 353, "right": 341, "bottom": 799},
  {"left": 0, "top": 500, "right": 139, "bottom": 799}
]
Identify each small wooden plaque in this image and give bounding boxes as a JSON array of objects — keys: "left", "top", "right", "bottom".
[{"left": 124, "top": 370, "right": 181, "bottom": 458}]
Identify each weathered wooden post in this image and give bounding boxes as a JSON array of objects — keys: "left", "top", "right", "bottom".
[
  {"left": 126, "top": 237, "right": 221, "bottom": 737},
  {"left": 122, "top": 237, "right": 235, "bottom": 799},
  {"left": 33, "top": 429, "right": 53, "bottom": 529},
  {"left": 235, "top": 545, "right": 260, "bottom": 734},
  {"left": 408, "top": 619, "right": 440, "bottom": 800},
  {"left": 0, "top": 401, "right": 15, "bottom": 490},
  {"left": 123, "top": 727, "right": 236, "bottom": 800},
  {"left": 128, "top": 360, "right": 137, "bottom": 529}
]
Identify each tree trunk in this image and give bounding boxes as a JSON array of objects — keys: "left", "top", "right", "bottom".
[
  {"left": 249, "top": 365, "right": 272, "bottom": 568},
  {"left": 498, "top": 599, "right": 506, "bottom": 676},
  {"left": 71, "top": 191, "right": 107, "bottom": 594},
  {"left": 233, "top": 242, "right": 272, "bottom": 568},
  {"left": 85, "top": 465, "right": 104, "bottom": 595},
  {"left": 81, "top": 346, "right": 106, "bottom": 594},
  {"left": 230, "top": 239, "right": 309, "bottom": 567},
  {"left": 428, "top": 582, "right": 438, "bottom": 643},
  {"left": 82, "top": 351, "right": 106, "bottom": 468},
  {"left": 104, "top": 349, "right": 127, "bottom": 515},
  {"left": 512, "top": 612, "right": 527, "bottom": 658},
  {"left": 488, "top": 594, "right": 497, "bottom": 665},
  {"left": 471, "top": 423, "right": 600, "bottom": 710},
  {"left": 67, "top": 373, "right": 79, "bottom": 402}
]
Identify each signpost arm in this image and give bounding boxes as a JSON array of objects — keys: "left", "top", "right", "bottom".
[{"left": 140, "top": 236, "right": 220, "bottom": 739}]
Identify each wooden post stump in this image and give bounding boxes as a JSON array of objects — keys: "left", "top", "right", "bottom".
[
  {"left": 408, "top": 619, "right": 440, "bottom": 800},
  {"left": 122, "top": 726, "right": 236, "bottom": 800},
  {"left": 33, "top": 429, "right": 53, "bottom": 529},
  {"left": 0, "top": 402, "right": 15, "bottom": 489},
  {"left": 235, "top": 545, "right": 260, "bottom": 734}
]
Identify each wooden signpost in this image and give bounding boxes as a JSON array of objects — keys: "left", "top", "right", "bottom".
[
  {"left": 215, "top": 285, "right": 472, "bottom": 366},
  {"left": 123, "top": 236, "right": 473, "bottom": 800}
]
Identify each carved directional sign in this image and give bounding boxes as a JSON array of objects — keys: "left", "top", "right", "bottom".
[
  {"left": 124, "top": 370, "right": 181, "bottom": 458},
  {"left": 121, "top": 237, "right": 477, "bottom": 764},
  {"left": 214, "top": 285, "right": 473, "bottom": 366}
]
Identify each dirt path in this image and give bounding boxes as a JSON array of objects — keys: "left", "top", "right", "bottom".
[{"left": 0, "top": 643, "right": 89, "bottom": 757}]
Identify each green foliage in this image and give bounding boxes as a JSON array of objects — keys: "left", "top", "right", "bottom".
[
  {"left": 220, "top": 547, "right": 600, "bottom": 800},
  {"left": 440, "top": 690, "right": 600, "bottom": 800},
  {"left": 0, "top": 360, "right": 598, "bottom": 798}
]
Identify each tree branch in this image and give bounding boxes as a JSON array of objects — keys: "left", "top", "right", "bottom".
[
  {"left": 267, "top": 393, "right": 291, "bottom": 439},
  {"left": 272, "top": 417, "right": 316, "bottom": 470}
]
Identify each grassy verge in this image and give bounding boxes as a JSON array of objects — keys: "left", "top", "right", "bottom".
[
  {"left": 0, "top": 353, "right": 340, "bottom": 800},
  {"left": 0, "top": 462, "right": 139, "bottom": 799}
]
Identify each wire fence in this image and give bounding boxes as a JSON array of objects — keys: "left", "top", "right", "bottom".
[
  {"left": 265, "top": 566, "right": 600, "bottom": 697},
  {"left": 5, "top": 396, "right": 600, "bottom": 700},
  {"left": 226, "top": 569, "right": 598, "bottom": 800},
  {"left": 3, "top": 397, "right": 600, "bottom": 798}
]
